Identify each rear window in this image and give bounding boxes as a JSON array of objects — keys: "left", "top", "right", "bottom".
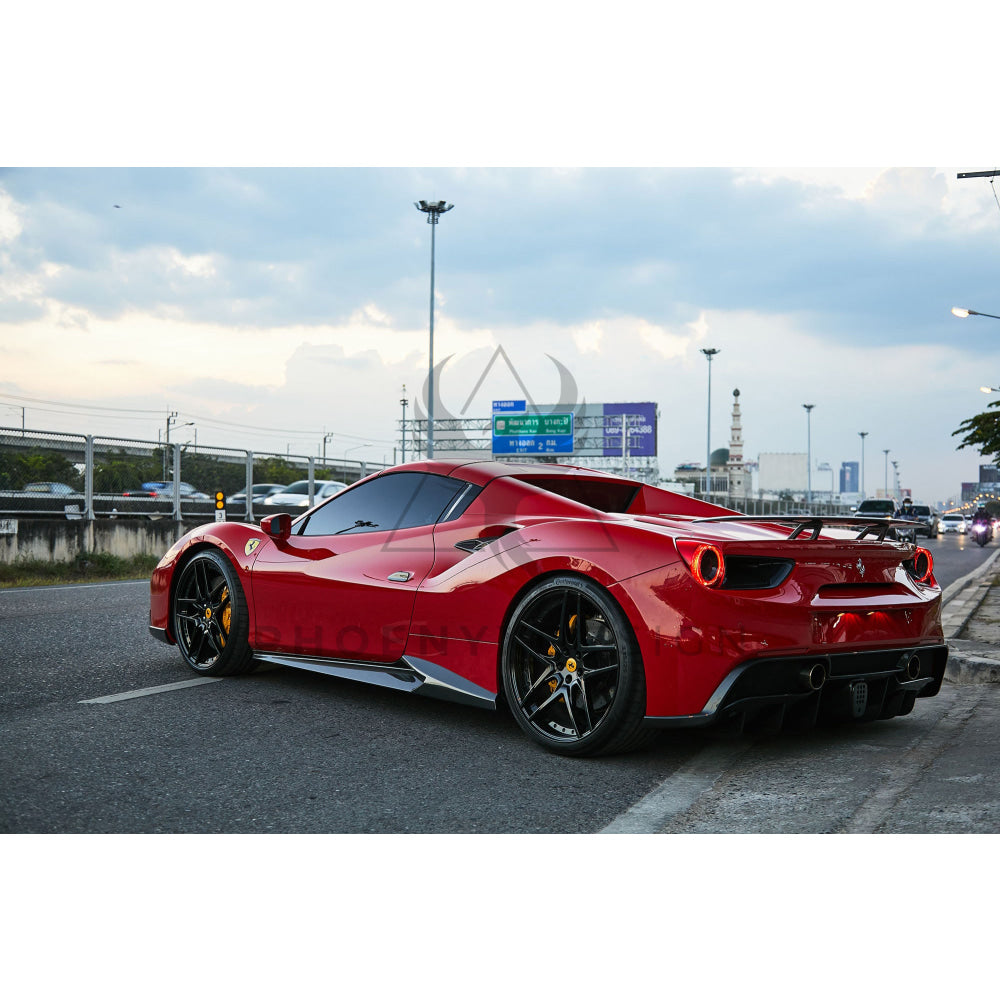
[
  {"left": 513, "top": 476, "right": 639, "bottom": 513},
  {"left": 943, "top": 515, "right": 962, "bottom": 521},
  {"left": 858, "top": 501, "right": 895, "bottom": 514}
]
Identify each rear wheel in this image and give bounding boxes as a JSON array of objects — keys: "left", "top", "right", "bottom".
[
  {"left": 501, "top": 576, "right": 648, "bottom": 756},
  {"left": 172, "top": 548, "right": 254, "bottom": 676}
]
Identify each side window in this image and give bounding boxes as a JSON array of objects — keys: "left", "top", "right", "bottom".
[{"left": 300, "top": 473, "right": 466, "bottom": 536}]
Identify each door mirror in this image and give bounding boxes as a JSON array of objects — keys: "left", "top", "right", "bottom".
[{"left": 260, "top": 513, "right": 292, "bottom": 540}]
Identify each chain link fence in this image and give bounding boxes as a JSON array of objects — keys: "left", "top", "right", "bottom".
[{"left": 0, "top": 427, "right": 386, "bottom": 522}]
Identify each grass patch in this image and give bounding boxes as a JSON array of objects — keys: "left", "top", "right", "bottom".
[{"left": 0, "top": 551, "right": 161, "bottom": 588}]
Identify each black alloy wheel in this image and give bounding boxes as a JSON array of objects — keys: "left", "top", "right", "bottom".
[
  {"left": 501, "top": 576, "right": 648, "bottom": 756},
  {"left": 172, "top": 548, "right": 254, "bottom": 676}
]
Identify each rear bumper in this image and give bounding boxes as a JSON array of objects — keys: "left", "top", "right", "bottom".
[{"left": 644, "top": 643, "right": 948, "bottom": 732}]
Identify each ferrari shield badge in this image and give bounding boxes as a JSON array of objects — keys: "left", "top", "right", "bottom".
[{"left": 245, "top": 538, "right": 261, "bottom": 556}]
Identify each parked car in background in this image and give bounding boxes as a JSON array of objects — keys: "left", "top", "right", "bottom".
[
  {"left": 22, "top": 482, "right": 78, "bottom": 495},
  {"left": 228, "top": 483, "right": 288, "bottom": 507},
  {"left": 262, "top": 480, "right": 347, "bottom": 508},
  {"left": 131, "top": 481, "right": 211, "bottom": 500},
  {"left": 939, "top": 513, "right": 968, "bottom": 534}
]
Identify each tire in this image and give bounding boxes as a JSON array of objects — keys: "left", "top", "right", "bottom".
[
  {"left": 500, "top": 575, "right": 649, "bottom": 756},
  {"left": 171, "top": 548, "right": 254, "bottom": 676}
]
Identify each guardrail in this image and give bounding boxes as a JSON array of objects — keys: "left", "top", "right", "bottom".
[{"left": 0, "top": 427, "right": 387, "bottom": 522}]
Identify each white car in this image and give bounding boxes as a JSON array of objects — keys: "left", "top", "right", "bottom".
[
  {"left": 262, "top": 479, "right": 348, "bottom": 508},
  {"left": 939, "top": 513, "right": 968, "bottom": 534}
]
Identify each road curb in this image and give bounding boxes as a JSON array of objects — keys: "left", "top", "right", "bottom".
[
  {"left": 944, "top": 650, "right": 1000, "bottom": 685},
  {"left": 941, "top": 548, "right": 1000, "bottom": 683},
  {"left": 938, "top": 548, "right": 1000, "bottom": 685}
]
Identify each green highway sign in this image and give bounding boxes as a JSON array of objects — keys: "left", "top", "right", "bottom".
[
  {"left": 493, "top": 414, "right": 572, "bottom": 436},
  {"left": 492, "top": 412, "right": 574, "bottom": 455}
]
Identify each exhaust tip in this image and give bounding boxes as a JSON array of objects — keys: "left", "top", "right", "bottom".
[
  {"left": 905, "top": 654, "right": 921, "bottom": 680},
  {"left": 801, "top": 662, "right": 827, "bottom": 691}
]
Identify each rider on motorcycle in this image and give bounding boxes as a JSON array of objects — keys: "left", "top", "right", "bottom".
[{"left": 972, "top": 505, "right": 992, "bottom": 537}]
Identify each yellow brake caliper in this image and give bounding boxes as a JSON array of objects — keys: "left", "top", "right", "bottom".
[{"left": 219, "top": 586, "right": 231, "bottom": 647}]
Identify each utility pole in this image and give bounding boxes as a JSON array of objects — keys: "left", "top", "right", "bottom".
[{"left": 400, "top": 385, "right": 408, "bottom": 464}]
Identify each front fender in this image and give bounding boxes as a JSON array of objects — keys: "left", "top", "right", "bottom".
[{"left": 149, "top": 521, "right": 271, "bottom": 641}]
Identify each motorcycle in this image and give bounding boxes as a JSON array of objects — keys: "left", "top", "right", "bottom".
[{"left": 972, "top": 520, "right": 991, "bottom": 547}]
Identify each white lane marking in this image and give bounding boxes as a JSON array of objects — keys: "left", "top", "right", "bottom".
[
  {"left": 600, "top": 739, "right": 753, "bottom": 834},
  {"left": 1, "top": 579, "right": 150, "bottom": 595},
  {"left": 80, "top": 677, "right": 222, "bottom": 704}
]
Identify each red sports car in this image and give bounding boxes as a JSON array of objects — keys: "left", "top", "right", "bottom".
[{"left": 149, "top": 461, "right": 946, "bottom": 756}]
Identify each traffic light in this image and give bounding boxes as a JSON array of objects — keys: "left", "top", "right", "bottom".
[{"left": 214, "top": 490, "right": 225, "bottom": 510}]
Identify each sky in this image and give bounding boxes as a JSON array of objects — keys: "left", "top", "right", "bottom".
[{"left": 2, "top": 164, "right": 999, "bottom": 504}]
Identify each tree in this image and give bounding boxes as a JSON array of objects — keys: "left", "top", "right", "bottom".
[
  {"left": 953, "top": 401, "right": 1000, "bottom": 461},
  {"left": 0, "top": 448, "right": 83, "bottom": 491},
  {"left": 253, "top": 457, "right": 303, "bottom": 484}
]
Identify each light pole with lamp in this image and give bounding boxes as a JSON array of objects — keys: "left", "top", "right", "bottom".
[
  {"left": 953, "top": 306, "right": 1000, "bottom": 321},
  {"left": 414, "top": 199, "right": 454, "bottom": 459},
  {"left": 701, "top": 348, "right": 720, "bottom": 498},
  {"left": 884, "top": 449, "right": 890, "bottom": 498},
  {"left": 859, "top": 431, "right": 868, "bottom": 497},
  {"left": 803, "top": 404, "right": 814, "bottom": 506}
]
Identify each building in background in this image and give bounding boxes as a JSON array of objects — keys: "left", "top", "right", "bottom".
[{"left": 840, "top": 461, "right": 859, "bottom": 494}]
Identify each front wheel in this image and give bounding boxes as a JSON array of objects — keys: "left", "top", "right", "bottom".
[
  {"left": 172, "top": 548, "right": 254, "bottom": 676},
  {"left": 500, "top": 576, "right": 648, "bottom": 756}
]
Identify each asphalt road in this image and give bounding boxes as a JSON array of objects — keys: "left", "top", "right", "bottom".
[{"left": 2, "top": 534, "right": 998, "bottom": 834}]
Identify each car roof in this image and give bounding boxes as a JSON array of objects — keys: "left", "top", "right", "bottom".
[{"left": 380, "top": 459, "right": 624, "bottom": 488}]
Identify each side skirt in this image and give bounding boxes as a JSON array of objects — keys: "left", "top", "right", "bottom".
[{"left": 251, "top": 651, "right": 497, "bottom": 710}]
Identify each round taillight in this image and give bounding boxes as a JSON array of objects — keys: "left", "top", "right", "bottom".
[
  {"left": 910, "top": 547, "right": 933, "bottom": 583},
  {"left": 692, "top": 544, "right": 725, "bottom": 587}
]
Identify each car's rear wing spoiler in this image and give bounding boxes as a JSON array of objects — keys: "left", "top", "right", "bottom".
[{"left": 690, "top": 515, "right": 920, "bottom": 542}]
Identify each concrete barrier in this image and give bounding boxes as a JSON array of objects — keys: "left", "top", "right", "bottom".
[{"left": 0, "top": 517, "right": 191, "bottom": 564}]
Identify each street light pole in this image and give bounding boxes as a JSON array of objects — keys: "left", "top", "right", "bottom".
[
  {"left": 701, "top": 348, "right": 720, "bottom": 498},
  {"left": 414, "top": 199, "right": 454, "bottom": 459},
  {"left": 884, "top": 448, "right": 890, "bottom": 497},
  {"left": 859, "top": 431, "right": 868, "bottom": 497},
  {"left": 803, "top": 404, "right": 815, "bottom": 506}
]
